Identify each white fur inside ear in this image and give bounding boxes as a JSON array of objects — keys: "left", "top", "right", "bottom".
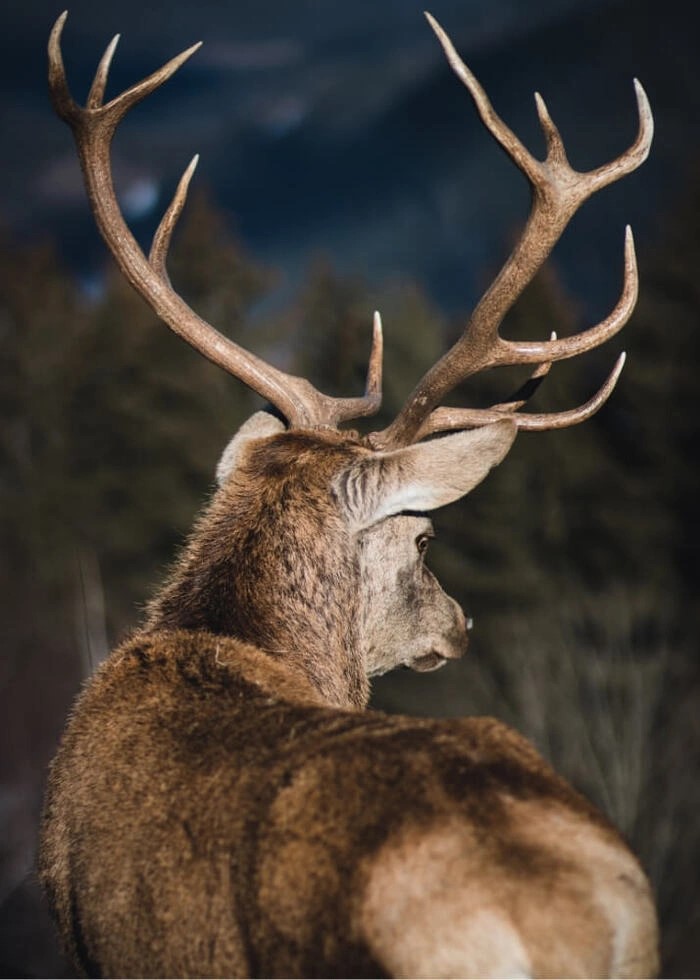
[
  {"left": 337, "top": 420, "right": 517, "bottom": 528},
  {"left": 216, "top": 411, "right": 286, "bottom": 486}
]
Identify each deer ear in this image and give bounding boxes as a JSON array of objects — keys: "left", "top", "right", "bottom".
[
  {"left": 337, "top": 419, "right": 517, "bottom": 528},
  {"left": 216, "top": 411, "right": 286, "bottom": 486}
]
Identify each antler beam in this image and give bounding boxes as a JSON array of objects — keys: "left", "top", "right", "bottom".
[
  {"left": 48, "top": 11, "right": 382, "bottom": 431},
  {"left": 368, "top": 12, "right": 653, "bottom": 450}
]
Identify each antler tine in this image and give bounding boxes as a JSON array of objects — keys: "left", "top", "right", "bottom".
[
  {"left": 48, "top": 13, "right": 382, "bottom": 431},
  {"left": 491, "top": 224, "right": 637, "bottom": 367},
  {"left": 86, "top": 32, "right": 121, "bottom": 110},
  {"left": 359, "top": 311, "right": 384, "bottom": 413},
  {"left": 587, "top": 80, "right": 654, "bottom": 191},
  {"left": 48, "top": 12, "right": 77, "bottom": 122},
  {"left": 416, "top": 352, "right": 627, "bottom": 439},
  {"left": 368, "top": 14, "right": 653, "bottom": 449},
  {"left": 424, "top": 12, "right": 540, "bottom": 180},
  {"left": 150, "top": 154, "right": 200, "bottom": 282}
]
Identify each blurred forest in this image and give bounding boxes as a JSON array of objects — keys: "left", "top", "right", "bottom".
[{"left": 1, "top": 173, "right": 699, "bottom": 976}]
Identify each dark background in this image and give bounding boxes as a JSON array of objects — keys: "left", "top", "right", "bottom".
[{"left": 2, "top": 0, "right": 699, "bottom": 975}]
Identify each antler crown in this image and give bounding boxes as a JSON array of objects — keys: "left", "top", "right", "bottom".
[{"left": 48, "top": 11, "right": 653, "bottom": 448}]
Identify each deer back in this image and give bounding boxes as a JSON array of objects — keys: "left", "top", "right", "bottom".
[{"left": 40, "top": 624, "right": 656, "bottom": 979}]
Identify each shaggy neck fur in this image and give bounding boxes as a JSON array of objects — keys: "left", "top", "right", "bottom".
[{"left": 145, "top": 432, "right": 369, "bottom": 709}]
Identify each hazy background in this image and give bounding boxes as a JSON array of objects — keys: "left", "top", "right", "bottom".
[
  {"left": 2, "top": 0, "right": 699, "bottom": 975},
  {"left": 6, "top": 0, "right": 699, "bottom": 311}
]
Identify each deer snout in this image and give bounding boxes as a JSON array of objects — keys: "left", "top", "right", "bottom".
[{"left": 411, "top": 599, "right": 470, "bottom": 672}]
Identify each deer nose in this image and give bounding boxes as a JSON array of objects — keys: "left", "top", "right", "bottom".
[
  {"left": 444, "top": 601, "right": 470, "bottom": 658},
  {"left": 452, "top": 600, "right": 470, "bottom": 634}
]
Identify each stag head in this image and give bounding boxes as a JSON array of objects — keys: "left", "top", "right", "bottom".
[{"left": 144, "top": 411, "right": 515, "bottom": 706}]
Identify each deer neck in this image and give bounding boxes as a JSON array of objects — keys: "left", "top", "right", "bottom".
[{"left": 144, "top": 483, "right": 370, "bottom": 711}]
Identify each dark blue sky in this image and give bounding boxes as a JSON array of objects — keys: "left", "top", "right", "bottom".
[{"left": 3, "top": 0, "right": 697, "bottom": 316}]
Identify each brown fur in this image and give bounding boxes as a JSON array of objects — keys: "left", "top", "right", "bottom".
[
  {"left": 39, "top": 425, "right": 659, "bottom": 978},
  {"left": 147, "top": 430, "right": 370, "bottom": 708}
]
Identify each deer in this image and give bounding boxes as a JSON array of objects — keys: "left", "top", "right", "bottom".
[{"left": 39, "top": 10, "right": 658, "bottom": 979}]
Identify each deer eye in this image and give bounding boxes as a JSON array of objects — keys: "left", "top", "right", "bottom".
[{"left": 416, "top": 533, "right": 432, "bottom": 556}]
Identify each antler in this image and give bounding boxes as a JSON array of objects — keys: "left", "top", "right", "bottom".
[
  {"left": 48, "top": 12, "right": 382, "bottom": 431},
  {"left": 367, "top": 12, "right": 653, "bottom": 450}
]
